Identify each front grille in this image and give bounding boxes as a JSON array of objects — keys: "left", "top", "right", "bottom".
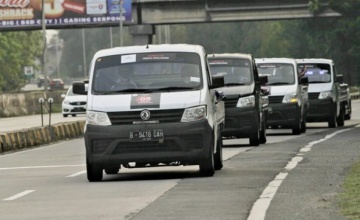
[
  {"left": 70, "top": 101, "right": 86, "bottom": 106},
  {"left": 224, "top": 97, "right": 238, "bottom": 108},
  {"left": 268, "top": 96, "right": 283, "bottom": 104},
  {"left": 308, "top": 93, "right": 320, "bottom": 100},
  {"left": 113, "top": 140, "right": 180, "bottom": 154},
  {"left": 108, "top": 109, "right": 184, "bottom": 125}
]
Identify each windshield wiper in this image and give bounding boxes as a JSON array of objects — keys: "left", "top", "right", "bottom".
[
  {"left": 145, "top": 86, "right": 195, "bottom": 92},
  {"left": 224, "top": 83, "right": 246, "bottom": 86},
  {"left": 309, "top": 81, "right": 328, "bottom": 83},
  {"left": 100, "top": 88, "right": 150, "bottom": 95},
  {"left": 266, "top": 82, "right": 291, "bottom": 85}
]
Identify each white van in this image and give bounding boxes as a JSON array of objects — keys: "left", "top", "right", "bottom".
[
  {"left": 208, "top": 53, "right": 268, "bottom": 146},
  {"left": 73, "top": 44, "right": 225, "bottom": 181},
  {"left": 296, "top": 58, "right": 349, "bottom": 128},
  {"left": 255, "top": 58, "right": 308, "bottom": 135}
]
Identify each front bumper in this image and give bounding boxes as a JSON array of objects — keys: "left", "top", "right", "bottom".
[
  {"left": 267, "top": 103, "right": 299, "bottom": 127},
  {"left": 306, "top": 98, "right": 334, "bottom": 122},
  {"left": 62, "top": 103, "right": 86, "bottom": 115},
  {"left": 222, "top": 106, "right": 258, "bottom": 138},
  {"left": 85, "top": 120, "right": 212, "bottom": 167}
]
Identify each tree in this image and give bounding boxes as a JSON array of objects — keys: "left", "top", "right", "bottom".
[{"left": 0, "top": 31, "right": 42, "bottom": 92}]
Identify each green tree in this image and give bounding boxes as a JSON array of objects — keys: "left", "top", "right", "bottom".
[{"left": 0, "top": 31, "right": 42, "bottom": 92}]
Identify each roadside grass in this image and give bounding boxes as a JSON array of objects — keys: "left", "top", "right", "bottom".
[{"left": 339, "top": 159, "right": 360, "bottom": 219}]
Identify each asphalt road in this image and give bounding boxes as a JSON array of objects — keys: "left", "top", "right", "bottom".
[{"left": 0, "top": 100, "right": 359, "bottom": 220}]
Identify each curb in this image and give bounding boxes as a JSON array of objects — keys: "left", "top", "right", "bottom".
[{"left": 0, "top": 120, "right": 85, "bottom": 154}]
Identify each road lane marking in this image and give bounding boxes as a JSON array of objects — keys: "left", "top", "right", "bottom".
[
  {"left": 3, "top": 190, "right": 35, "bottom": 201},
  {"left": 0, "top": 164, "right": 84, "bottom": 171},
  {"left": 66, "top": 171, "right": 86, "bottom": 177},
  {"left": 247, "top": 128, "right": 351, "bottom": 220}
]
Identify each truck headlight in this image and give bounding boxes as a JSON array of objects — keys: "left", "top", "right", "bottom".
[
  {"left": 181, "top": 106, "right": 206, "bottom": 122},
  {"left": 63, "top": 100, "right": 70, "bottom": 105},
  {"left": 236, "top": 95, "right": 255, "bottom": 107},
  {"left": 283, "top": 94, "right": 298, "bottom": 103},
  {"left": 319, "top": 91, "right": 333, "bottom": 99},
  {"left": 87, "top": 111, "right": 111, "bottom": 126}
]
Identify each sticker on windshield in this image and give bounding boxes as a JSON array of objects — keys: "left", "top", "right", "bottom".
[
  {"left": 190, "top": 77, "right": 200, "bottom": 82},
  {"left": 209, "top": 60, "right": 228, "bottom": 65},
  {"left": 121, "top": 54, "right": 136, "bottom": 63}
]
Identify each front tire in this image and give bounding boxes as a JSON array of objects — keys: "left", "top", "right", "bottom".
[
  {"left": 337, "top": 105, "right": 345, "bottom": 127},
  {"left": 250, "top": 117, "right": 260, "bottom": 146},
  {"left": 260, "top": 113, "right": 267, "bottom": 144},
  {"left": 199, "top": 136, "right": 215, "bottom": 177},
  {"left": 86, "top": 158, "right": 103, "bottom": 182},
  {"left": 214, "top": 136, "right": 223, "bottom": 170}
]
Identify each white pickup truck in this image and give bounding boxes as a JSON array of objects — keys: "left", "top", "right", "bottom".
[{"left": 73, "top": 44, "right": 226, "bottom": 181}]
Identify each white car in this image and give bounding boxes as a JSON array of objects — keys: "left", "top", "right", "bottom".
[{"left": 61, "top": 86, "right": 87, "bottom": 117}]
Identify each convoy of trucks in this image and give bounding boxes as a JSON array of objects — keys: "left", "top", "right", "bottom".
[{"left": 72, "top": 43, "right": 351, "bottom": 181}]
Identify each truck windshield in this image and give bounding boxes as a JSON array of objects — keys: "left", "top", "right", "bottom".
[
  {"left": 257, "top": 63, "right": 295, "bottom": 85},
  {"left": 92, "top": 52, "right": 203, "bottom": 94},
  {"left": 298, "top": 63, "right": 331, "bottom": 83},
  {"left": 208, "top": 58, "right": 253, "bottom": 85}
]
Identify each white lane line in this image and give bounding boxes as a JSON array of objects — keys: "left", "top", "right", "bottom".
[
  {"left": 66, "top": 171, "right": 86, "bottom": 177},
  {"left": 0, "top": 164, "right": 85, "bottom": 171},
  {"left": 3, "top": 190, "right": 35, "bottom": 201},
  {"left": 247, "top": 128, "right": 351, "bottom": 220}
]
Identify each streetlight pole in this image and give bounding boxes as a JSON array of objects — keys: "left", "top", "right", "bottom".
[
  {"left": 56, "top": 36, "right": 60, "bottom": 78},
  {"left": 119, "top": 0, "right": 123, "bottom": 47},
  {"left": 82, "top": 28, "right": 87, "bottom": 78},
  {"left": 41, "top": 0, "right": 48, "bottom": 91}
]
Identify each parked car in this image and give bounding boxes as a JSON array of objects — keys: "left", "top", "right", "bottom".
[
  {"left": 37, "top": 75, "right": 51, "bottom": 88},
  {"left": 61, "top": 85, "right": 87, "bottom": 117},
  {"left": 50, "top": 78, "right": 65, "bottom": 90}
]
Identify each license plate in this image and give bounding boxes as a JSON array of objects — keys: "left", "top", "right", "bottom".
[{"left": 129, "top": 129, "right": 164, "bottom": 142}]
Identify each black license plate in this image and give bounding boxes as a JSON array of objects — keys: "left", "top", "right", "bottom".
[{"left": 129, "top": 129, "right": 164, "bottom": 142}]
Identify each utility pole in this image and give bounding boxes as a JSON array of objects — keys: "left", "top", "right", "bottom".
[
  {"left": 119, "top": 0, "right": 123, "bottom": 47},
  {"left": 82, "top": 28, "right": 87, "bottom": 78},
  {"left": 41, "top": 0, "right": 48, "bottom": 91}
]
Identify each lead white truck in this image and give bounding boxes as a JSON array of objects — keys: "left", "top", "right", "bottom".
[
  {"left": 296, "top": 58, "right": 350, "bottom": 128},
  {"left": 73, "top": 44, "right": 226, "bottom": 181}
]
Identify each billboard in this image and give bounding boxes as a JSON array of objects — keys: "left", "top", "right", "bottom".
[{"left": 0, "top": 0, "right": 132, "bottom": 30}]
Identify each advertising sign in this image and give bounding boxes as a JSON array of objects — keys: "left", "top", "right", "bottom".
[{"left": 0, "top": 0, "right": 132, "bottom": 30}]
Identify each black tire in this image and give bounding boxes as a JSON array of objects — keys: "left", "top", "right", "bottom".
[
  {"left": 250, "top": 117, "right": 260, "bottom": 146},
  {"left": 259, "top": 114, "right": 267, "bottom": 144},
  {"left": 328, "top": 107, "right": 337, "bottom": 128},
  {"left": 199, "top": 136, "right": 215, "bottom": 177},
  {"left": 337, "top": 106, "right": 345, "bottom": 127},
  {"left": 300, "top": 113, "right": 306, "bottom": 133},
  {"left": 292, "top": 110, "right": 301, "bottom": 135},
  {"left": 104, "top": 166, "right": 120, "bottom": 175},
  {"left": 86, "top": 158, "right": 103, "bottom": 182},
  {"left": 63, "top": 114, "right": 68, "bottom": 118},
  {"left": 214, "top": 135, "right": 223, "bottom": 170}
]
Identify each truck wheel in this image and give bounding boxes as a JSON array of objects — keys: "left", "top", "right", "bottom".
[
  {"left": 260, "top": 114, "right": 267, "bottom": 144},
  {"left": 199, "top": 137, "right": 215, "bottom": 177},
  {"left": 328, "top": 109, "right": 337, "bottom": 128},
  {"left": 214, "top": 136, "right": 223, "bottom": 170},
  {"left": 337, "top": 106, "right": 345, "bottom": 127},
  {"left": 292, "top": 115, "right": 301, "bottom": 135},
  {"left": 300, "top": 113, "right": 306, "bottom": 133},
  {"left": 87, "top": 158, "right": 103, "bottom": 182},
  {"left": 345, "top": 100, "right": 352, "bottom": 120}
]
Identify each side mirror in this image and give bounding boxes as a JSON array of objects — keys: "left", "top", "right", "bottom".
[
  {"left": 73, "top": 81, "right": 87, "bottom": 95},
  {"left": 300, "top": 76, "right": 308, "bottom": 84},
  {"left": 257, "top": 75, "right": 268, "bottom": 85},
  {"left": 210, "top": 75, "right": 224, "bottom": 89},
  {"left": 336, "top": 74, "right": 343, "bottom": 83}
]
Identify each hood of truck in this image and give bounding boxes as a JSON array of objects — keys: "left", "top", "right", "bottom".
[
  {"left": 307, "top": 83, "right": 332, "bottom": 93},
  {"left": 218, "top": 84, "right": 254, "bottom": 96},
  {"left": 268, "top": 85, "right": 297, "bottom": 96},
  {"left": 87, "top": 90, "right": 202, "bottom": 112}
]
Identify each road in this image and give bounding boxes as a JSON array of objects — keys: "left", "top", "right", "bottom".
[{"left": 0, "top": 101, "right": 359, "bottom": 220}]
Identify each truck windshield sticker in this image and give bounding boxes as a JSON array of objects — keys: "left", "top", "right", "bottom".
[
  {"left": 121, "top": 54, "right": 136, "bottom": 63},
  {"left": 138, "top": 53, "right": 176, "bottom": 62},
  {"left": 130, "top": 94, "right": 161, "bottom": 109}
]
